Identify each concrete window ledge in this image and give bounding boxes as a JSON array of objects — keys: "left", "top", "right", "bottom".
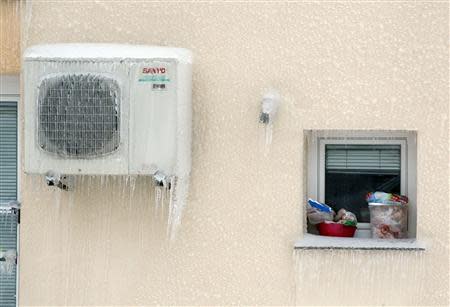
[{"left": 294, "top": 233, "right": 426, "bottom": 251}]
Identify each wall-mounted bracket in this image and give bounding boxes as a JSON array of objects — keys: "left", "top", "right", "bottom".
[
  {"left": 152, "top": 170, "right": 172, "bottom": 189},
  {"left": 45, "top": 171, "right": 74, "bottom": 191},
  {"left": 259, "top": 90, "right": 280, "bottom": 125}
]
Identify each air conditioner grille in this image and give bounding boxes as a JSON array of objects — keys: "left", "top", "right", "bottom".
[{"left": 38, "top": 74, "right": 120, "bottom": 158}]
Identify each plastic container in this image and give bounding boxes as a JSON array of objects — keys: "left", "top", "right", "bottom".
[
  {"left": 317, "top": 222, "right": 357, "bottom": 237},
  {"left": 369, "top": 202, "right": 408, "bottom": 239}
]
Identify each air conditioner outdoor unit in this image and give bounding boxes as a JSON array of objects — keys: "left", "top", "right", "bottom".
[{"left": 24, "top": 44, "right": 192, "bottom": 179}]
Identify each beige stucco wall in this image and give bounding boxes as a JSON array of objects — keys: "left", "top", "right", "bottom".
[
  {"left": 19, "top": 1, "right": 449, "bottom": 306},
  {"left": 0, "top": 0, "right": 20, "bottom": 74}
]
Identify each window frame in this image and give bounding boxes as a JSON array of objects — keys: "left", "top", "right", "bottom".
[
  {"left": 0, "top": 74, "right": 20, "bottom": 307},
  {"left": 306, "top": 130, "right": 417, "bottom": 238}
]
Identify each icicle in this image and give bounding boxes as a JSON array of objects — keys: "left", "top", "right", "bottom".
[
  {"left": 129, "top": 175, "right": 137, "bottom": 193},
  {"left": 167, "top": 176, "right": 189, "bottom": 241},
  {"left": 265, "top": 123, "right": 273, "bottom": 146},
  {"left": 166, "top": 176, "right": 176, "bottom": 230},
  {"left": 123, "top": 175, "right": 129, "bottom": 200},
  {"left": 154, "top": 186, "right": 163, "bottom": 212}
]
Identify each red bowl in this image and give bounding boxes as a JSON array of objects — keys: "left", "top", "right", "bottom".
[{"left": 317, "top": 222, "right": 357, "bottom": 237}]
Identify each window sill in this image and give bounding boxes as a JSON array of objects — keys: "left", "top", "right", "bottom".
[{"left": 294, "top": 233, "right": 425, "bottom": 251}]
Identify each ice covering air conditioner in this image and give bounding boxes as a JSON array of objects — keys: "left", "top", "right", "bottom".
[{"left": 24, "top": 44, "right": 192, "bottom": 178}]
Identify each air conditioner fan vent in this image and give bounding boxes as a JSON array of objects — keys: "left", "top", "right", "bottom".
[{"left": 37, "top": 74, "right": 120, "bottom": 158}]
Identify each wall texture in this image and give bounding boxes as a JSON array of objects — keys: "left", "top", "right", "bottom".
[
  {"left": 19, "top": 1, "right": 449, "bottom": 306},
  {"left": 0, "top": 0, "right": 20, "bottom": 74}
]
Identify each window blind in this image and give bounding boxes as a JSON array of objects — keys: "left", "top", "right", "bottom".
[
  {"left": 0, "top": 102, "right": 18, "bottom": 307},
  {"left": 325, "top": 144, "right": 401, "bottom": 174},
  {"left": 0, "top": 103, "right": 17, "bottom": 203}
]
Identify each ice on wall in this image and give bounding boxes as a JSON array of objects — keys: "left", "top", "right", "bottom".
[
  {"left": 29, "top": 173, "right": 189, "bottom": 240},
  {"left": 293, "top": 249, "right": 432, "bottom": 306}
]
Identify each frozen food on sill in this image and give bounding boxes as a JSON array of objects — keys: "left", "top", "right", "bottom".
[
  {"left": 306, "top": 199, "right": 358, "bottom": 237},
  {"left": 367, "top": 191, "right": 408, "bottom": 239}
]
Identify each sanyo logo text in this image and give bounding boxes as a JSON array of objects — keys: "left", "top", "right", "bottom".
[{"left": 142, "top": 67, "right": 166, "bottom": 74}]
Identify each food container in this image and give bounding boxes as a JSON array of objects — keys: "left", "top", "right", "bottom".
[
  {"left": 317, "top": 222, "right": 357, "bottom": 237},
  {"left": 369, "top": 202, "right": 407, "bottom": 239}
]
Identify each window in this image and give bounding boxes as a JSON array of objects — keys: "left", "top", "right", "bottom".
[
  {"left": 306, "top": 130, "right": 417, "bottom": 239},
  {"left": 0, "top": 75, "right": 19, "bottom": 307}
]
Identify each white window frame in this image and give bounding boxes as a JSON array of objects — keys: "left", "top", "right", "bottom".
[
  {"left": 0, "top": 74, "right": 20, "bottom": 307},
  {"left": 307, "top": 130, "right": 417, "bottom": 239}
]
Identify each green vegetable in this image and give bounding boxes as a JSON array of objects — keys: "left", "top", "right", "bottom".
[{"left": 343, "top": 220, "right": 357, "bottom": 227}]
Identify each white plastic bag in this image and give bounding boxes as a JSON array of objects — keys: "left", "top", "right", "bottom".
[{"left": 306, "top": 199, "right": 335, "bottom": 225}]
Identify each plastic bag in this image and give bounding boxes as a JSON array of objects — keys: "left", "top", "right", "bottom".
[
  {"left": 369, "top": 204, "right": 408, "bottom": 239},
  {"left": 366, "top": 191, "right": 408, "bottom": 205},
  {"left": 367, "top": 191, "right": 408, "bottom": 239},
  {"left": 334, "top": 208, "right": 357, "bottom": 227},
  {"left": 306, "top": 199, "right": 335, "bottom": 225}
]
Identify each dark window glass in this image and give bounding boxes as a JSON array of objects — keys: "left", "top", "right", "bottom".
[{"left": 325, "top": 144, "right": 401, "bottom": 223}]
